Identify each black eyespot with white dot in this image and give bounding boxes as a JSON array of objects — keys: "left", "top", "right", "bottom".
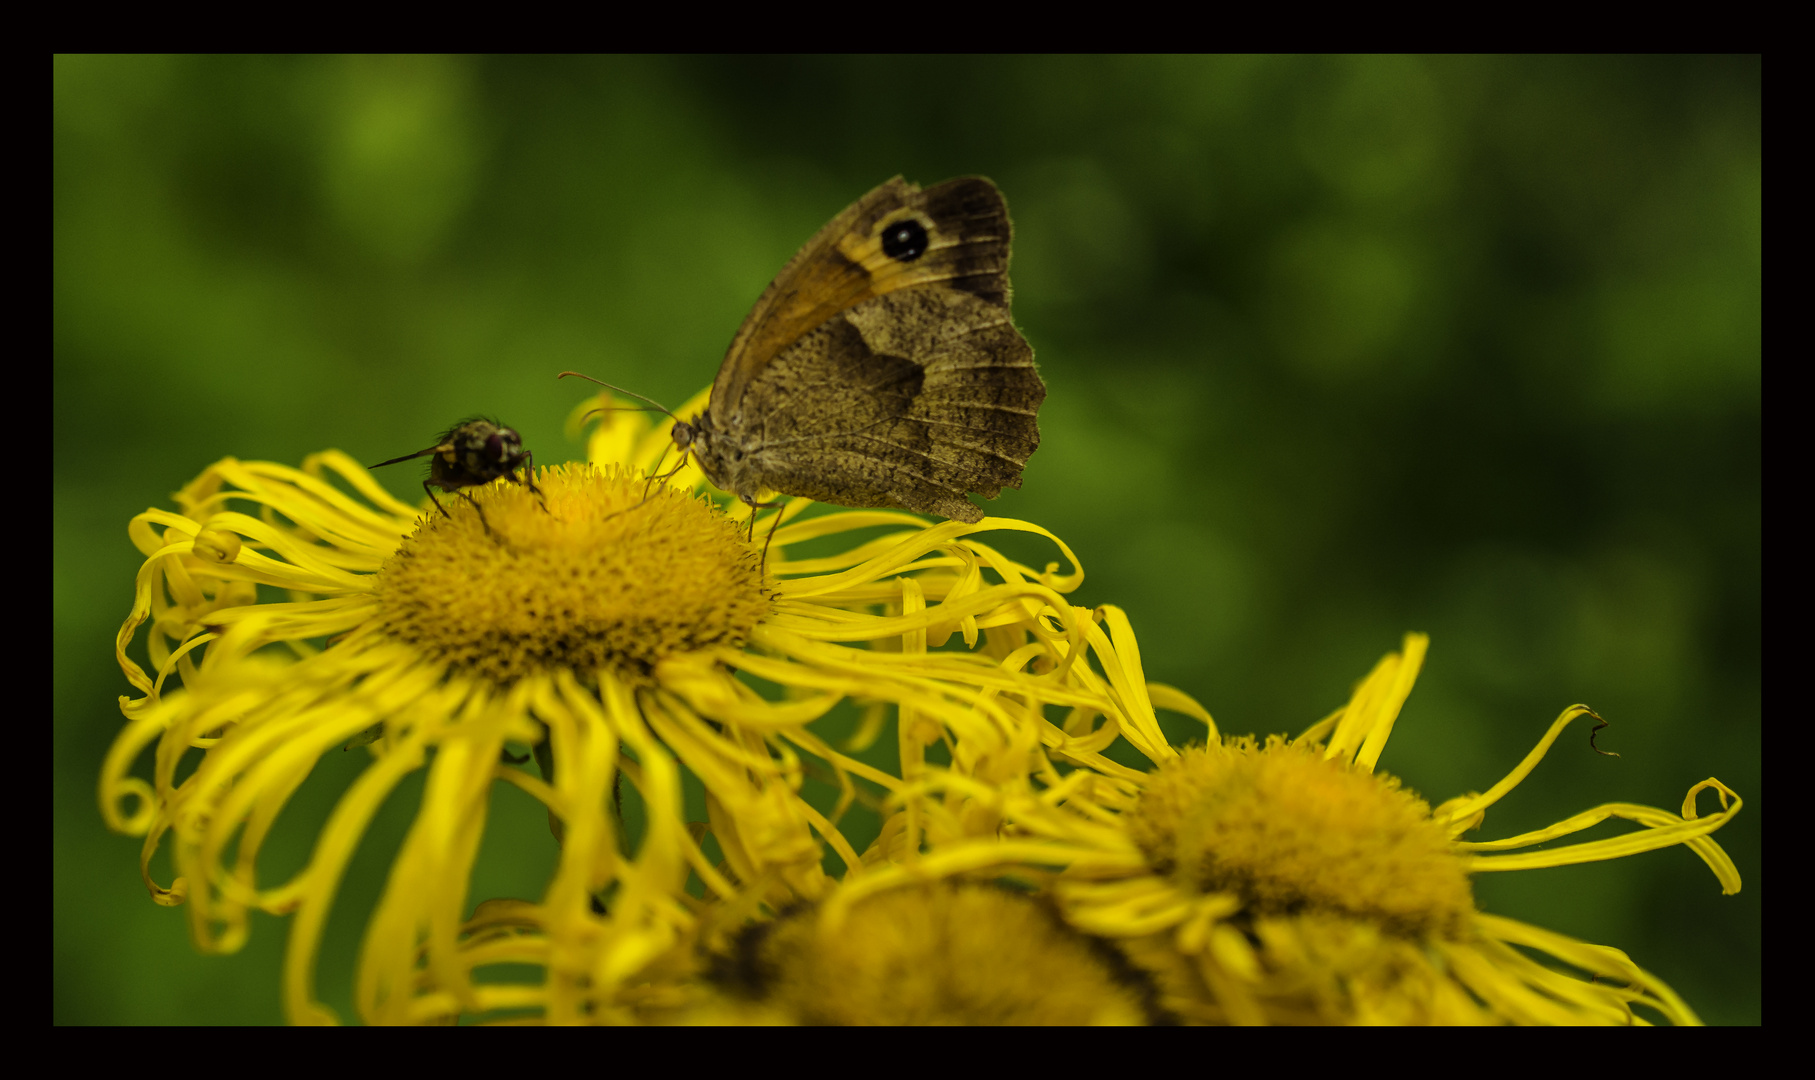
[{"left": 880, "top": 218, "right": 930, "bottom": 262}]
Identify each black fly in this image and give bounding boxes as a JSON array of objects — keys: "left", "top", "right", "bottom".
[{"left": 369, "top": 418, "right": 544, "bottom": 536}]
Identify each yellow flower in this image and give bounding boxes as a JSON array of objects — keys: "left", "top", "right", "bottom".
[
  {"left": 102, "top": 387, "right": 1140, "bottom": 1025},
  {"left": 692, "top": 880, "right": 1165, "bottom": 1025},
  {"left": 853, "top": 632, "right": 1742, "bottom": 1025},
  {"left": 108, "top": 383, "right": 1733, "bottom": 1026}
]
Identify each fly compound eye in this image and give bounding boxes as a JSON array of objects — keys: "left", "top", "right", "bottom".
[{"left": 484, "top": 431, "right": 506, "bottom": 460}]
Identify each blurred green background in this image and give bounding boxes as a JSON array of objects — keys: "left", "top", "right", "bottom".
[{"left": 54, "top": 55, "right": 1759, "bottom": 1025}]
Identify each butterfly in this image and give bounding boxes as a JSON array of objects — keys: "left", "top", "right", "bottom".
[{"left": 574, "top": 176, "right": 1044, "bottom": 526}]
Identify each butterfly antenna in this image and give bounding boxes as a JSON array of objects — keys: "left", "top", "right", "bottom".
[
  {"left": 558, "top": 371, "right": 681, "bottom": 423},
  {"left": 581, "top": 403, "right": 671, "bottom": 424}
]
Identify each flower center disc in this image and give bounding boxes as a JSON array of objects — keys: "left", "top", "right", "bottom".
[
  {"left": 1129, "top": 738, "right": 1475, "bottom": 938},
  {"left": 373, "top": 463, "right": 768, "bottom": 685}
]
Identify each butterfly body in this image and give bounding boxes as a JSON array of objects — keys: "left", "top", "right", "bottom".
[{"left": 678, "top": 176, "right": 1044, "bottom": 523}]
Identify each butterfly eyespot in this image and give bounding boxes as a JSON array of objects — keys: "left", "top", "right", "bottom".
[{"left": 880, "top": 218, "right": 929, "bottom": 262}]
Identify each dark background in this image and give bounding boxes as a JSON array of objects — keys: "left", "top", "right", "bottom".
[{"left": 55, "top": 55, "right": 1760, "bottom": 1024}]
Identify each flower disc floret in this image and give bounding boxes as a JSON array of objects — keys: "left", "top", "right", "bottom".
[
  {"left": 1127, "top": 737, "right": 1475, "bottom": 938},
  {"left": 707, "top": 882, "right": 1160, "bottom": 1024},
  {"left": 373, "top": 462, "right": 767, "bottom": 685}
]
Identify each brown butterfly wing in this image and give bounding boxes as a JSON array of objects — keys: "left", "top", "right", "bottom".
[
  {"left": 707, "top": 177, "right": 1042, "bottom": 522},
  {"left": 710, "top": 176, "right": 1015, "bottom": 430},
  {"left": 732, "top": 289, "right": 1041, "bottom": 521}
]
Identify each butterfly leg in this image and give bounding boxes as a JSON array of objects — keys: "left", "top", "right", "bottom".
[
  {"left": 642, "top": 446, "right": 690, "bottom": 500},
  {"left": 591, "top": 463, "right": 677, "bottom": 528},
  {"left": 589, "top": 449, "right": 687, "bottom": 528},
  {"left": 739, "top": 493, "right": 785, "bottom": 572},
  {"left": 759, "top": 507, "right": 784, "bottom": 575},
  {"left": 641, "top": 446, "right": 668, "bottom": 500}
]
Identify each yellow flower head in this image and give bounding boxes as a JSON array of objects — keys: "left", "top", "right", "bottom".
[
  {"left": 1126, "top": 734, "right": 1475, "bottom": 940},
  {"left": 103, "top": 386, "right": 1132, "bottom": 1024},
  {"left": 102, "top": 390, "right": 1742, "bottom": 1026},
  {"left": 371, "top": 461, "right": 768, "bottom": 686},
  {"left": 695, "top": 881, "right": 1165, "bottom": 1025},
  {"left": 855, "top": 634, "right": 1743, "bottom": 1025}
]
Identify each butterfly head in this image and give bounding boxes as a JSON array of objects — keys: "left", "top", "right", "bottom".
[{"left": 676, "top": 411, "right": 739, "bottom": 496}]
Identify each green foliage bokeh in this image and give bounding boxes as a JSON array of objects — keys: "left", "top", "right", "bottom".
[{"left": 54, "top": 55, "right": 1760, "bottom": 1025}]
